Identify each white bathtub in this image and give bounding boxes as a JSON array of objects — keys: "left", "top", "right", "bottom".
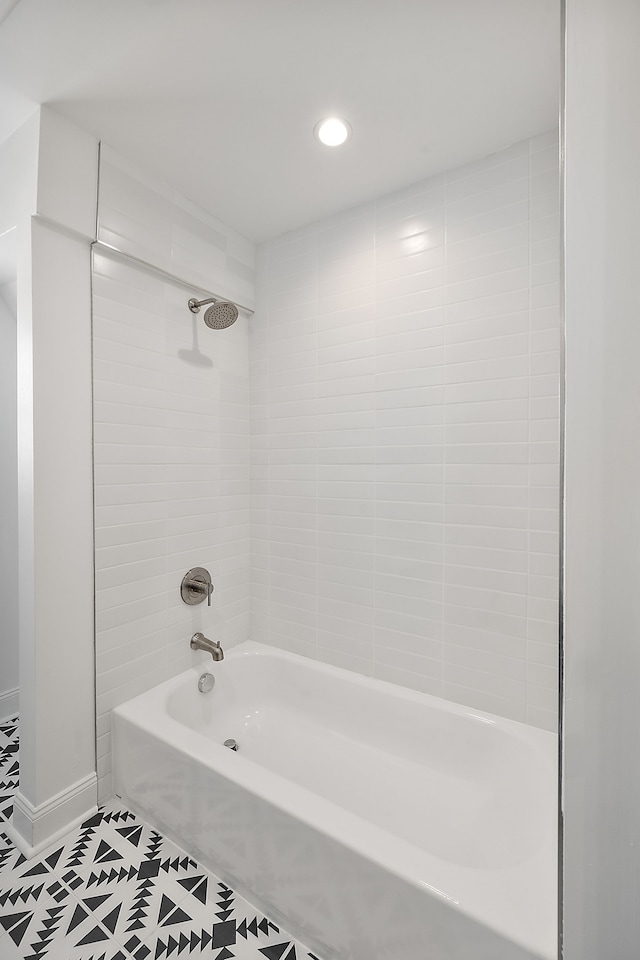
[{"left": 112, "top": 641, "right": 557, "bottom": 960}]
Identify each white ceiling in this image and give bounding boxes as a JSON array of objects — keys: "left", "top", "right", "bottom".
[{"left": 0, "top": 0, "right": 560, "bottom": 242}]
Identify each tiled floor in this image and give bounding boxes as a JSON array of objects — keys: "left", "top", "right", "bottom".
[{"left": 0, "top": 717, "right": 320, "bottom": 960}]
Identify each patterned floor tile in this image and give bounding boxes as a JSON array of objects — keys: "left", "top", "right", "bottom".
[
  {"left": 0, "top": 841, "right": 56, "bottom": 890},
  {"left": 63, "top": 850, "right": 203, "bottom": 951},
  {"left": 132, "top": 878, "right": 286, "bottom": 960},
  {"left": 0, "top": 872, "right": 132, "bottom": 960},
  {"left": 0, "top": 716, "right": 19, "bottom": 743},
  {"left": 56, "top": 807, "right": 291, "bottom": 959},
  {"left": 136, "top": 923, "right": 306, "bottom": 960},
  {"left": 0, "top": 716, "right": 19, "bottom": 824},
  {"left": 0, "top": 720, "right": 322, "bottom": 960},
  {"left": 44, "top": 809, "right": 141, "bottom": 878}
]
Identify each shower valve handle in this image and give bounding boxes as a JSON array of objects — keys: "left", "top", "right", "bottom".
[
  {"left": 180, "top": 568, "right": 214, "bottom": 606},
  {"left": 191, "top": 580, "right": 213, "bottom": 606}
]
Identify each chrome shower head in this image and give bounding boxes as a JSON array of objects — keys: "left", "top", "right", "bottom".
[
  {"left": 203, "top": 300, "right": 238, "bottom": 329},
  {"left": 188, "top": 296, "right": 239, "bottom": 329}
]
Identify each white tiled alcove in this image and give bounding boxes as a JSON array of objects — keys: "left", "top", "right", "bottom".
[{"left": 94, "top": 131, "right": 560, "bottom": 801}]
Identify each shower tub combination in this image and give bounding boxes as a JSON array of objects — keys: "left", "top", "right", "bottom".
[{"left": 112, "top": 642, "right": 557, "bottom": 960}]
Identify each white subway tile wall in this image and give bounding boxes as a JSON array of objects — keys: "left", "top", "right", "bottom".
[
  {"left": 94, "top": 133, "right": 559, "bottom": 800},
  {"left": 250, "top": 131, "right": 560, "bottom": 731},
  {"left": 94, "top": 150, "right": 255, "bottom": 800}
]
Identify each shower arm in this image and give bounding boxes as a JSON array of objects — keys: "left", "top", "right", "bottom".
[{"left": 188, "top": 297, "right": 219, "bottom": 314}]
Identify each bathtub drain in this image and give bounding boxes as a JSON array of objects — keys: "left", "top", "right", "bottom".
[{"left": 224, "top": 738, "right": 238, "bottom": 752}]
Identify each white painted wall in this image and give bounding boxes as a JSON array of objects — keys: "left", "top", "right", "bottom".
[
  {"left": 0, "top": 111, "right": 39, "bottom": 236},
  {"left": 93, "top": 147, "right": 255, "bottom": 801},
  {"left": 563, "top": 0, "right": 640, "bottom": 955},
  {"left": 1, "top": 276, "right": 16, "bottom": 315},
  {"left": 0, "top": 278, "right": 19, "bottom": 719},
  {"left": 17, "top": 216, "right": 95, "bottom": 813},
  {"left": 8, "top": 106, "right": 99, "bottom": 854},
  {"left": 0, "top": 111, "right": 37, "bottom": 766},
  {"left": 251, "top": 133, "right": 561, "bottom": 730}
]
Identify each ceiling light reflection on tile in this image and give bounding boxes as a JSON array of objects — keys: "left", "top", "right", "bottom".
[{"left": 402, "top": 234, "right": 431, "bottom": 255}]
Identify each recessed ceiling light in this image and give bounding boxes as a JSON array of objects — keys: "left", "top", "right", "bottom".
[{"left": 314, "top": 117, "right": 352, "bottom": 147}]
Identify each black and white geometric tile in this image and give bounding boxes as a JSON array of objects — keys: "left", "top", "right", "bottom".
[{"left": 0, "top": 718, "right": 322, "bottom": 960}]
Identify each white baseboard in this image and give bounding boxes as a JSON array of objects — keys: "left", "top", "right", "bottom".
[
  {"left": 0, "top": 687, "right": 19, "bottom": 721},
  {"left": 7, "top": 772, "right": 97, "bottom": 858}
]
